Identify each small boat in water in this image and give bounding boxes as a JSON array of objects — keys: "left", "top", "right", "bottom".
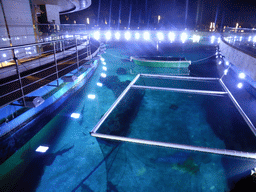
[{"left": 130, "top": 56, "right": 191, "bottom": 68}]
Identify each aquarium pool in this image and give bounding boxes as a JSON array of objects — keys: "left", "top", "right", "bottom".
[{"left": 2, "top": 41, "right": 256, "bottom": 192}]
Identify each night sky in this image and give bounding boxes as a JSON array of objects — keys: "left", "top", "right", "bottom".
[{"left": 60, "top": 0, "right": 256, "bottom": 29}]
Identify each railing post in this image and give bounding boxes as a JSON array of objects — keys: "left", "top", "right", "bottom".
[
  {"left": 53, "top": 42, "right": 59, "bottom": 86},
  {"left": 75, "top": 37, "right": 79, "bottom": 70},
  {"left": 13, "top": 51, "right": 26, "bottom": 107}
]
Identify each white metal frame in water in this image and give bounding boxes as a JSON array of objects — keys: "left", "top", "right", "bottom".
[{"left": 91, "top": 74, "right": 256, "bottom": 159}]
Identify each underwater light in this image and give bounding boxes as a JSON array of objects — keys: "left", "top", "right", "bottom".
[
  {"left": 143, "top": 31, "right": 150, "bottom": 41},
  {"left": 105, "top": 31, "right": 112, "bottom": 40},
  {"left": 237, "top": 82, "right": 243, "bottom": 89},
  {"left": 168, "top": 32, "right": 175, "bottom": 42},
  {"left": 248, "top": 36, "right": 252, "bottom": 42},
  {"left": 135, "top": 32, "right": 140, "bottom": 40},
  {"left": 115, "top": 32, "right": 121, "bottom": 40},
  {"left": 100, "top": 57, "right": 105, "bottom": 62},
  {"left": 124, "top": 31, "right": 131, "bottom": 40},
  {"left": 181, "top": 32, "right": 188, "bottom": 43},
  {"left": 97, "top": 82, "right": 103, "bottom": 87},
  {"left": 238, "top": 72, "right": 246, "bottom": 79},
  {"left": 93, "top": 31, "right": 100, "bottom": 40},
  {"left": 36, "top": 146, "right": 49, "bottom": 153},
  {"left": 157, "top": 32, "right": 164, "bottom": 41},
  {"left": 102, "top": 61, "right": 106, "bottom": 65},
  {"left": 225, "top": 61, "right": 229, "bottom": 66},
  {"left": 71, "top": 113, "right": 80, "bottom": 118},
  {"left": 88, "top": 94, "right": 96, "bottom": 99},
  {"left": 101, "top": 73, "right": 107, "bottom": 78},
  {"left": 218, "top": 61, "right": 222, "bottom": 65},
  {"left": 224, "top": 69, "right": 228, "bottom": 75},
  {"left": 102, "top": 66, "right": 107, "bottom": 71},
  {"left": 2, "top": 53, "right": 6, "bottom": 57}
]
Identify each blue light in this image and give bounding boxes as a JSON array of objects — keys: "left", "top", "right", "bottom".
[
  {"left": 105, "top": 31, "right": 112, "bottom": 40},
  {"left": 181, "top": 32, "right": 188, "bottom": 43},
  {"left": 115, "top": 32, "right": 121, "bottom": 40},
  {"left": 157, "top": 32, "right": 164, "bottom": 41},
  {"left": 36, "top": 146, "right": 49, "bottom": 153},
  {"left": 88, "top": 94, "right": 96, "bottom": 99},
  {"left": 135, "top": 32, "right": 140, "bottom": 40},
  {"left": 93, "top": 31, "right": 100, "bottom": 40},
  {"left": 238, "top": 72, "right": 246, "bottom": 79},
  {"left": 124, "top": 31, "right": 131, "bottom": 40},
  {"left": 143, "top": 31, "right": 150, "bottom": 41},
  {"left": 237, "top": 83, "right": 243, "bottom": 89},
  {"left": 71, "top": 113, "right": 81, "bottom": 118},
  {"left": 168, "top": 32, "right": 175, "bottom": 42}
]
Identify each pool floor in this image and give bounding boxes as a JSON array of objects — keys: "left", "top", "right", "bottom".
[{"left": 2, "top": 42, "right": 256, "bottom": 192}]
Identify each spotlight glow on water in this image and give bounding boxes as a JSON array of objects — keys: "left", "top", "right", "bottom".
[{"left": 105, "top": 31, "right": 112, "bottom": 40}]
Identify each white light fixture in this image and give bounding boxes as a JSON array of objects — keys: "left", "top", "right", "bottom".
[
  {"left": 115, "top": 32, "right": 121, "bottom": 40},
  {"left": 181, "top": 32, "right": 188, "bottom": 43},
  {"left": 143, "top": 31, "right": 150, "bottom": 41},
  {"left": 102, "top": 61, "right": 106, "bottom": 65},
  {"left": 102, "top": 66, "right": 107, "bottom": 71},
  {"left": 135, "top": 32, "right": 140, "bottom": 40},
  {"left": 88, "top": 94, "right": 96, "bottom": 99},
  {"left": 168, "top": 32, "right": 175, "bottom": 42},
  {"left": 105, "top": 31, "right": 112, "bottom": 40},
  {"left": 3, "top": 53, "right": 6, "bottom": 57},
  {"left": 35, "top": 146, "right": 49, "bottom": 153},
  {"left": 100, "top": 57, "right": 105, "bottom": 62},
  {"left": 97, "top": 82, "right": 103, "bottom": 87},
  {"left": 211, "top": 36, "right": 215, "bottom": 43},
  {"left": 124, "top": 31, "right": 131, "bottom": 40},
  {"left": 93, "top": 31, "right": 100, "bottom": 40},
  {"left": 157, "top": 32, "right": 164, "bottom": 41},
  {"left": 192, "top": 35, "right": 200, "bottom": 43},
  {"left": 225, "top": 61, "right": 229, "bottom": 66},
  {"left": 101, "top": 73, "right": 107, "bottom": 78},
  {"left": 218, "top": 61, "right": 222, "bottom": 65},
  {"left": 238, "top": 72, "right": 246, "bottom": 79},
  {"left": 71, "top": 113, "right": 81, "bottom": 118},
  {"left": 253, "top": 36, "right": 256, "bottom": 43},
  {"left": 237, "top": 82, "right": 243, "bottom": 89},
  {"left": 224, "top": 69, "right": 228, "bottom": 75}
]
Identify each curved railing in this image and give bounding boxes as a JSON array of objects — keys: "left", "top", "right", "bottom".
[
  {"left": 0, "top": 34, "right": 95, "bottom": 108},
  {"left": 221, "top": 27, "right": 256, "bottom": 58}
]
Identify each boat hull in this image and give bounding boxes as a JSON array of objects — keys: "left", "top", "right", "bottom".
[{"left": 131, "top": 57, "right": 191, "bottom": 68}]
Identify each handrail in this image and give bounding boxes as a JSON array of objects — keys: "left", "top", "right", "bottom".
[{"left": 0, "top": 34, "right": 93, "bottom": 108}]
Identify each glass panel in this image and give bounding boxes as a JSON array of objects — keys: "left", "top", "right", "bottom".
[
  {"left": 97, "top": 88, "right": 256, "bottom": 152},
  {"left": 134, "top": 76, "right": 224, "bottom": 91}
]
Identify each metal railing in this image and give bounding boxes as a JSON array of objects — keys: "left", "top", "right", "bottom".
[
  {"left": 221, "top": 27, "right": 256, "bottom": 57},
  {"left": 0, "top": 34, "right": 92, "bottom": 108}
]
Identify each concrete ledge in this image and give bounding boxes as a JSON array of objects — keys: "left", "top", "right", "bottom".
[{"left": 219, "top": 39, "right": 256, "bottom": 81}]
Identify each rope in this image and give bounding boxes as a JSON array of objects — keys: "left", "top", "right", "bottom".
[{"left": 191, "top": 54, "right": 216, "bottom": 64}]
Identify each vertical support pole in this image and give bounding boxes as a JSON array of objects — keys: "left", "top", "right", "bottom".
[
  {"left": 13, "top": 51, "right": 26, "bottom": 107},
  {"left": 53, "top": 42, "right": 59, "bottom": 86},
  {"left": 75, "top": 37, "right": 79, "bottom": 70}
]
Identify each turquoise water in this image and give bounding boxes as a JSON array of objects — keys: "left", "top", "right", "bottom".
[{"left": 8, "top": 41, "right": 256, "bottom": 191}]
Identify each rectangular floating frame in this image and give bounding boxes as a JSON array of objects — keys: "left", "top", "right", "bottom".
[{"left": 91, "top": 74, "right": 256, "bottom": 159}]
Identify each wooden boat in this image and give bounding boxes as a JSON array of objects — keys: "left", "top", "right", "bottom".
[{"left": 130, "top": 56, "right": 191, "bottom": 68}]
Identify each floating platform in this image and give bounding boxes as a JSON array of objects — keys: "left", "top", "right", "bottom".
[{"left": 130, "top": 56, "right": 191, "bottom": 68}]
